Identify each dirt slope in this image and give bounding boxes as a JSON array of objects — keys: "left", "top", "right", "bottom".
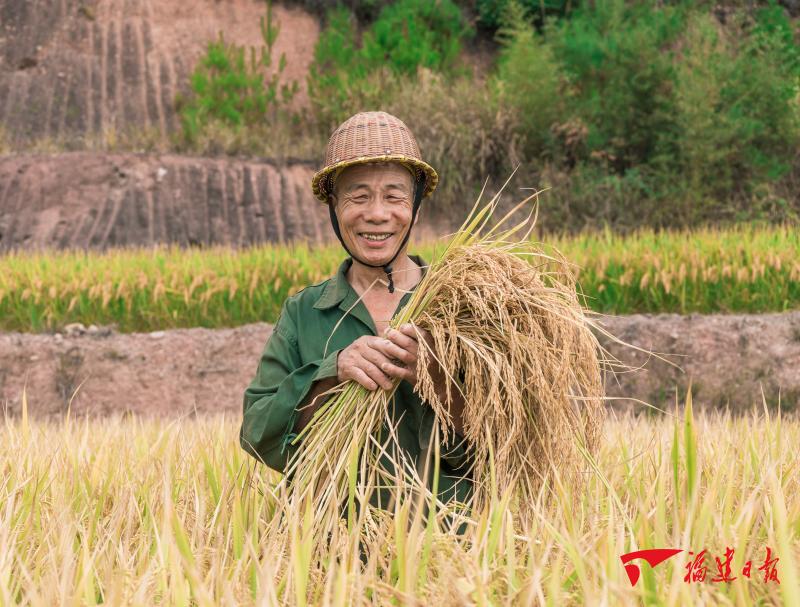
[
  {"left": 2, "top": 313, "right": 798, "bottom": 418},
  {"left": 0, "top": 152, "right": 334, "bottom": 249},
  {"left": 0, "top": 0, "right": 318, "bottom": 144}
]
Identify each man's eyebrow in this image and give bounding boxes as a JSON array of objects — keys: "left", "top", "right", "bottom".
[{"left": 344, "top": 182, "right": 409, "bottom": 192}]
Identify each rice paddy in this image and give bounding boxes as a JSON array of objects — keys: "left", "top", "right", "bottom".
[
  {"left": 4, "top": 207, "right": 797, "bottom": 605},
  {"left": 0, "top": 224, "right": 797, "bottom": 333},
  {"left": 1, "top": 399, "right": 797, "bottom": 606}
]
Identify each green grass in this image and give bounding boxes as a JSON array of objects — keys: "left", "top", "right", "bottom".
[
  {"left": 1, "top": 399, "right": 797, "bottom": 604},
  {"left": 0, "top": 224, "right": 797, "bottom": 333}
]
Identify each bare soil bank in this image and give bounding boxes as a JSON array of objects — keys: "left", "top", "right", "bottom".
[
  {"left": 2, "top": 313, "right": 798, "bottom": 418},
  {"left": 0, "top": 152, "right": 328, "bottom": 250}
]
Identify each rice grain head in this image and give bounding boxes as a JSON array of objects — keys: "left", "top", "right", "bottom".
[{"left": 413, "top": 239, "right": 605, "bottom": 520}]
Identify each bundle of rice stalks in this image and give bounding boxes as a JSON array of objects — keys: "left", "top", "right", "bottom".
[
  {"left": 413, "top": 233, "right": 604, "bottom": 516},
  {"left": 283, "top": 184, "right": 606, "bottom": 534}
]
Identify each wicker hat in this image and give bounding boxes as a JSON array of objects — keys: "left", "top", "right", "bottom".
[{"left": 311, "top": 111, "right": 439, "bottom": 203}]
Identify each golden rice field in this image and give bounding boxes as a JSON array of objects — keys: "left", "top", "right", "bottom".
[
  {"left": 1, "top": 397, "right": 798, "bottom": 606},
  {"left": 0, "top": 224, "right": 798, "bottom": 332}
]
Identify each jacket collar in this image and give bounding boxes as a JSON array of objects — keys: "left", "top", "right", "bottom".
[{"left": 313, "top": 254, "right": 429, "bottom": 311}]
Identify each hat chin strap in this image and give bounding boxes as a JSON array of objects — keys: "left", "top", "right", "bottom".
[{"left": 328, "top": 173, "right": 427, "bottom": 294}]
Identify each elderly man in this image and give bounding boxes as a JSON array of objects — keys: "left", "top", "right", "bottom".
[{"left": 240, "top": 111, "right": 471, "bottom": 506}]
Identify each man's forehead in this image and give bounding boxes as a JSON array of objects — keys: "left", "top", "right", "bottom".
[{"left": 337, "top": 163, "right": 414, "bottom": 191}]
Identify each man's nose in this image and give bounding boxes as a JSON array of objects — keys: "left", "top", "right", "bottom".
[{"left": 362, "top": 199, "right": 392, "bottom": 222}]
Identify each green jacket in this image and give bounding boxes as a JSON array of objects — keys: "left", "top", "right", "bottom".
[{"left": 240, "top": 255, "right": 473, "bottom": 505}]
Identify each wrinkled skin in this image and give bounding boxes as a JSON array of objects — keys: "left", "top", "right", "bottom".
[{"left": 331, "top": 162, "right": 416, "bottom": 270}]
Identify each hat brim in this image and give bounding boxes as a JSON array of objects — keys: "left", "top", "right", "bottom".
[{"left": 311, "top": 155, "right": 439, "bottom": 203}]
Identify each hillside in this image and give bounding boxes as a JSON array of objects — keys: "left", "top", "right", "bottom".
[
  {"left": 0, "top": 0, "right": 327, "bottom": 250},
  {"left": 0, "top": 0, "right": 317, "bottom": 144},
  {"left": 0, "top": 152, "right": 331, "bottom": 250},
  {"left": 2, "top": 0, "right": 799, "bottom": 249}
]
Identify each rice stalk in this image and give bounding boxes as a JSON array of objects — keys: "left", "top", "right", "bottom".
[{"left": 1, "top": 406, "right": 797, "bottom": 604}]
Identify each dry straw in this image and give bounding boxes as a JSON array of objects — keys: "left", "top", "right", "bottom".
[{"left": 283, "top": 180, "right": 607, "bottom": 534}]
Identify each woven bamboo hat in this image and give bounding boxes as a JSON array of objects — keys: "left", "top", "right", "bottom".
[{"left": 311, "top": 111, "right": 439, "bottom": 203}]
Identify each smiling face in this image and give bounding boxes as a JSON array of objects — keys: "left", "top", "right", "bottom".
[{"left": 329, "top": 162, "right": 416, "bottom": 267}]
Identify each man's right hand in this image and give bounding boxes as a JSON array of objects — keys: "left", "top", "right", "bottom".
[{"left": 337, "top": 335, "right": 416, "bottom": 391}]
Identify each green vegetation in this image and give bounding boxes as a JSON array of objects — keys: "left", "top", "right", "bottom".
[
  {"left": 475, "top": 0, "right": 574, "bottom": 29},
  {"left": 288, "top": 0, "right": 800, "bottom": 229},
  {"left": 176, "top": 1, "right": 298, "bottom": 146},
  {"left": 1, "top": 225, "right": 797, "bottom": 333},
  {"left": 487, "top": 0, "right": 800, "bottom": 228},
  {"left": 307, "top": 0, "right": 472, "bottom": 131}
]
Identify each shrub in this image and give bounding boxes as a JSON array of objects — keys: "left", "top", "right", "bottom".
[
  {"left": 283, "top": 0, "right": 399, "bottom": 22},
  {"left": 536, "top": 162, "right": 668, "bottom": 231},
  {"left": 307, "top": 0, "right": 472, "bottom": 131},
  {"left": 359, "top": 0, "right": 471, "bottom": 75},
  {"left": 306, "top": 7, "right": 369, "bottom": 132},
  {"left": 490, "top": 0, "right": 800, "bottom": 228},
  {"left": 546, "top": 0, "right": 685, "bottom": 172},
  {"left": 377, "top": 70, "right": 518, "bottom": 213},
  {"left": 494, "top": 3, "right": 564, "bottom": 159},
  {"left": 672, "top": 8, "right": 800, "bottom": 219},
  {"left": 475, "top": 0, "right": 572, "bottom": 30},
  {"left": 177, "top": 2, "right": 298, "bottom": 145}
]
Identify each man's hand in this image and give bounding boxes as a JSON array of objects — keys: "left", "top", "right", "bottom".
[
  {"left": 296, "top": 325, "right": 434, "bottom": 433},
  {"left": 338, "top": 323, "right": 466, "bottom": 436},
  {"left": 382, "top": 323, "right": 440, "bottom": 386},
  {"left": 337, "top": 331, "right": 420, "bottom": 391}
]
